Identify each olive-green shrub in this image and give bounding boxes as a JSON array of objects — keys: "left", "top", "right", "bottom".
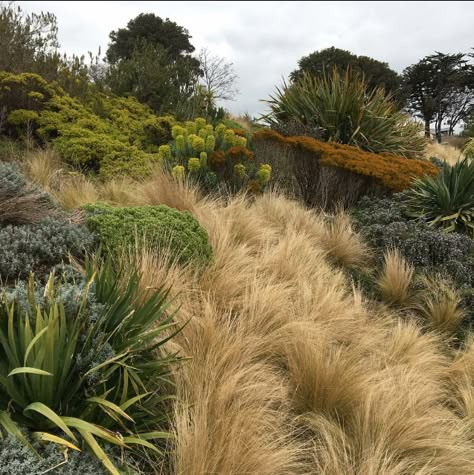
[
  {"left": 84, "top": 203, "right": 213, "bottom": 266},
  {"left": 0, "top": 72, "right": 174, "bottom": 178}
]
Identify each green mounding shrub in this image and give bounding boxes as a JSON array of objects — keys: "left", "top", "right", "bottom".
[
  {"left": 0, "top": 217, "right": 94, "bottom": 281},
  {"left": 262, "top": 68, "right": 426, "bottom": 158},
  {"left": 0, "top": 435, "right": 108, "bottom": 474},
  {"left": 84, "top": 203, "right": 213, "bottom": 267},
  {"left": 0, "top": 72, "right": 173, "bottom": 178},
  {"left": 0, "top": 257, "right": 181, "bottom": 473},
  {"left": 351, "top": 195, "right": 474, "bottom": 324},
  {"left": 0, "top": 162, "right": 57, "bottom": 225},
  {"left": 404, "top": 157, "right": 474, "bottom": 237}
]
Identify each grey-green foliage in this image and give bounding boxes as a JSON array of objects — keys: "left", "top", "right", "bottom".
[
  {"left": 0, "top": 217, "right": 95, "bottom": 280},
  {"left": 0, "top": 436, "right": 108, "bottom": 475},
  {"left": 0, "top": 162, "right": 29, "bottom": 195},
  {"left": 351, "top": 194, "right": 474, "bottom": 323}
]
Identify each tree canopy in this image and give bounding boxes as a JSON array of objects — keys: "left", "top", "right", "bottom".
[
  {"left": 106, "top": 13, "right": 196, "bottom": 63},
  {"left": 402, "top": 51, "right": 474, "bottom": 140},
  {"left": 290, "top": 47, "right": 402, "bottom": 98}
]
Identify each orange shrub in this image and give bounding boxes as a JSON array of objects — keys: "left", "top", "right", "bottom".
[
  {"left": 225, "top": 146, "right": 254, "bottom": 163},
  {"left": 254, "top": 129, "right": 438, "bottom": 192}
]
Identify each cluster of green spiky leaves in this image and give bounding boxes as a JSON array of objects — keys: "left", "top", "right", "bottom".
[
  {"left": 0, "top": 256, "right": 182, "bottom": 474},
  {"left": 404, "top": 157, "right": 474, "bottom": 236},
  {"left": 262, "top": 68, "right": 426, "bottom": 158}
]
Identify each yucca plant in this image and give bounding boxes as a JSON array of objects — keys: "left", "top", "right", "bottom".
[
  {"left": 262, "top": 68, "right": 426, "bottom": 158},
  {"left": 0, "top": 256, "right": 182, "bottom": 474},
  {"left": 404, "top": 157, "right": 474, "bottom": 236}
]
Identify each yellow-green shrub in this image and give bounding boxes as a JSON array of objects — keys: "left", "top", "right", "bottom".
[{"left": 0, "top": 72, "right": 174, "bottom": 178}]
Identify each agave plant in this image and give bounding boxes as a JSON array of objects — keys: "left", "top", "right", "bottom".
[
  {"left": 404, "top": 157, "right": 474, "bottom": 236},
  {"left": 261, "top": 68, "right": 426, "bottom": 158},
  {"left": 0, "top": 256, "right": 182, "bottom": 474}
]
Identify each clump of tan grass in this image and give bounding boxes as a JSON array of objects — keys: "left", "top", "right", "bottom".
[
  {"left": 414, "top": 275, "right": 465, "bottom": 335},
  {"left": 22, "top": 147, "right": 63, "bottom": 190},
  {"left": 425, "top": 141, "right": 464, "bottom": 166},
  {"left": 53, "top": 174, "right": 100, "bottom": 210},
  {"left": 377, "top": 249, "right": 414, "bottom": 306}
]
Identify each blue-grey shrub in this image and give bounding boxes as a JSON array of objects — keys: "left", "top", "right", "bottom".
[{"left": 0, "top": 217, "right": 95, "bottom": 281}]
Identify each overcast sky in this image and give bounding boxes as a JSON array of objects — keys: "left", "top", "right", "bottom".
[{"left": 18, "top": 1, "right": 474, "bottom": 117}]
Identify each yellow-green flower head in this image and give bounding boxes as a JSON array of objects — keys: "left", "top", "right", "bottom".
[
  {"left": 234, "top": 163, "right": 246, "bottom": 178},
  {"left": 195, "top": 117, "right": 206, "bottom": 132},
  {"left": 237, "top": 136, "right": 247, "bottom": 148},
  {"left": 176, "top": 135, "right": 186, "bottom": 154},
  {"left": 205, "top": 135, "right": 215, "bottom": 153},
  {"left": 185, "top": 121, "right": 197, "bottom": 135},
  {"left": 199, "top": 151, "right": 207, "bottom": 168},
  {"left": 172, "top": 125, "right": 185, "bottom": 139},
  {"left": 215, "top": 123, "right": 226, "bottom": 138},
  {"left": 188, "top": 157, "right": 201, "bottom": 172},
  {"left": 158, "top": 144, "right": 172, "bottom": 161},
  {"left": 187, "top": 133, "right": 198, "bottom": 148},
  {"left": 172, "top": 165, "right": 185, "bottom": 180},
  {"left": 192, "top": 136, "right": 205, "bottom": 153},
  {"left": 257, "top": 164, "right": 272, "bottom": 184},
  {"left": 198, "top": 128, "right": 208, "bottom": 140},
  {"left": 205, "top": 124, "right": 214, "bottom": 134}
]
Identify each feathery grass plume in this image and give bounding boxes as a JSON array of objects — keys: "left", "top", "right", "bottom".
[
  {"left": 136, "top": 169, "right": 205, "bottom": 213},
  {"left": 97, "top": 178, "right": 138, "bottom": 206},
  {"left": 414, "top": 275, "right": 465, "bottom": 335},
  {"left": 319, "top": 211, "right": 370, "bottom": 269},
  {"left": 22, "top": 147, "right": 63, "bottom": 190},
  {"left": 425, "top": 141, "right": 464, "bottom": 166},
  {"left": 53, "top": 174, "right": 99, "bottom": 210},
  {"left": 377, "top": 249, "right": 414, "bottom": 306}
]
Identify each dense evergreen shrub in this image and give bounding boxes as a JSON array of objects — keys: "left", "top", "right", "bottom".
[{"left": 84, "top": 203, "right": 213, "bottom": 266}]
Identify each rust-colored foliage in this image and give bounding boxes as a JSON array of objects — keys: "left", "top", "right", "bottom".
[
  {"left": 209, "top": 150, "right": 225, "bottom": 170},
  {"left": 253, "top": 129, "right": 438, "bottom": 192},
  {"left": 225, "top": 146, "right": 254, "bottom": 162},
  {"left": 231, "top": 128, "right": 248, "bottom": 138}
]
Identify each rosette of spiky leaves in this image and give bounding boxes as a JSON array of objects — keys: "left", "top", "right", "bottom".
[
  {"left": 262, "top": 68, "right": 425, "bottom": 158},
  {"left": 404, "top": 157, "right": 474, "bottom": 236},
  {"left": 0, "top": 256, "right": 182, "bottom": 474}
]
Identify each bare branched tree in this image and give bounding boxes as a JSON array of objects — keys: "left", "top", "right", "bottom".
[{"left": 198, "top": 48, "right": 239, "bottom": 103}]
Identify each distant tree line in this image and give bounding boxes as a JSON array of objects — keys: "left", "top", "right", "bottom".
[
  {"left": 0, "top": 3, "right": 239, "bottom": 121},
  {"left": 2, "top": 1, "right": 474, "bottom": 137},
  {"left": 292, "top": 46, "right": 474, "bottom": 142}
]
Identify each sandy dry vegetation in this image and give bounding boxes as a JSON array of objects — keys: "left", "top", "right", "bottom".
[
  {"left": 106, "top": 172, "right": 474, "bottom": 474},
  {"left": 21, "top": 151, "right": 474, "bottom": 473}
]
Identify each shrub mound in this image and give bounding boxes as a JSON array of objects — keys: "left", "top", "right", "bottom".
[
  {"left": 84, "top": 203, "right": 213, "bottom": 266},
  {"left": 254, "top": 128, "right": 438, "bottom": 209}
]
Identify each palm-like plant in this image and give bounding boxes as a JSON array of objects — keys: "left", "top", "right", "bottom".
[
  {"left": 404, "top": 157, "right": 474, "bottom": 236},
  {"left": 0, "top": 256, "right": 182, "bottom": 474},
  {"left": 262, "top": 68, "right": 426, "bottom": 158}
]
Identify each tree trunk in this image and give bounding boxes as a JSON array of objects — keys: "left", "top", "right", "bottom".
[{"left": 424, "top": 120, "right": 431, "bottom": 138}]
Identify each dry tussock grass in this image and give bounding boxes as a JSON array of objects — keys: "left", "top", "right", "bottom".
[
  {"left": 23, "top": 154, "right": 474, "bottom": 473},
  {"left": 109, "top": 174, "right": 474, "bottom": 474},
  {"left": 377, "top": 249, "right": 414, "bottom": 306},
  {"left": 425, "top": 141, "right": 464, "bottom": 166}
]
